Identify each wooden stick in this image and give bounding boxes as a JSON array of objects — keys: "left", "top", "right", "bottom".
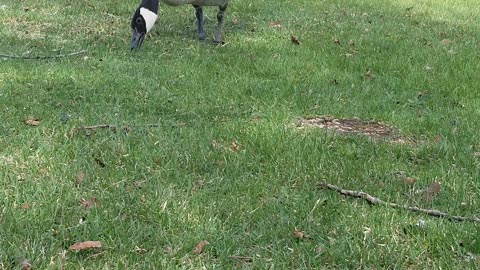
[
  {"left": 71, "top": 124, "right": 161, "bottom": 136},
  {"left": 319, "top": 183, "right": 480, "bottom": 224},
  {"left": 229, "top": 256, "right": 253, "bottom": 262},
  {"left": 76, "top": 124, "right": 160, "bottom": 130},
  {"left": 0, "top": 49, "right": 87, "bottom": 60}
]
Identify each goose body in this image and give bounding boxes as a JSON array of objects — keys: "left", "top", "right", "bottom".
[{"left": 130, "top": 0, "right": 230, "bottom": 49}]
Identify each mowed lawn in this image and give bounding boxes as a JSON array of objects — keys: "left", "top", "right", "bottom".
[{"left": 1, "top": 0, "right": 479, "bottom": 268}]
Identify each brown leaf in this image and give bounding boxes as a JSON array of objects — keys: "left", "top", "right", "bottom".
[
  {"left": 134, "top": 180, "right": 146, "bottom": 188},
  {"left": 290, "top": 35, "right": 301, "bottom": 45},
  {"left": 423, "top": 181, "right": 441, "bottom": 201},
  {"left": 22, "top": 203, "right": 30, "bottom": 209},
  {"left": 24, "top": 118, "right": 40, "bottom": 126},
  {"left": 293, "top": 229, "right": 309, "bottom": 240},
  {"left": 404, "top": 176, "right": 417, "bottom": 185},
  {"left": 20, "top": 259, "right": 32, "bottom": 270},
  {"left": 230, "top": 141, "right": 240, "bottom": 152},
  {"left": 76, "top": 172, "right": 86, "bottom": 186},
  {"left": 333, "top": 38, "right": 341, "bottom": 45},
  {"left": 81, "top": 197, "right": 100, "bottom": 209},
  {"left": 193, "top": 240, "right": 209, "bottom": 254},
  {"left": 231, "top": 16, "right": 240, "bottom": 25},
  {"left": 270, "top": 21, "right": 282, "bottom": 28},
  {"left": 69, "top": 241, "right": 102, "bottom": 251}
]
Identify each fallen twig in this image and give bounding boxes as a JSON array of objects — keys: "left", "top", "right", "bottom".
[
  {"left": 0, "top": 49, "right": 87, "bottom": 60},
  {"left": 229, "top": 256, "right": 253, "bottom": 263},
  {"left": 319, "top": 183, "right": 480, "bottom": 224},
  {"left": 70, "top": 124, "right": 161, "bottom": 136}
]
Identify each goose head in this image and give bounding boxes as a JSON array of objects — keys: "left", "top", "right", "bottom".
[{"left": 130, "top": 0, "right": 159, "bottom": 50}]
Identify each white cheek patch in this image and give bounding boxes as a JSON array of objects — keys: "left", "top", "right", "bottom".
[{"left": 140, "top": 7, "right": 158, "bottom": 33}]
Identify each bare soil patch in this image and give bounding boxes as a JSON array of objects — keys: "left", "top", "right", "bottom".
[{"left": 298, "top": 116, "right": 411, "bottom": 144}]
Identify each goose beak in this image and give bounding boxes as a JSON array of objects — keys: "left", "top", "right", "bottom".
[{"left": 130, "top": 29, "right": 145, "bottom": 50}]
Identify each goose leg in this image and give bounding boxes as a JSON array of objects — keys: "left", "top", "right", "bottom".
[
  {"left": 193, "top": 5, "right": 205, "bottom": 40},
  {"left": 214, "top": 4, "right": 228, "bottom": 44}
]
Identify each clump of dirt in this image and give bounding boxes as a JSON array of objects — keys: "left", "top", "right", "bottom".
[{"left": 298, "top": 116, "right": 411, "bottom": 144}]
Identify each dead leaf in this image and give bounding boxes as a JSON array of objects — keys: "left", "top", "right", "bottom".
[
  {"left": 333, "top": 38, "right": 341, "bottom": 45},
  {"left": 76, "top": 172, "right": 86, "bottom": 186},
  {"left": 348, "top": 39, "right": 355, "bottom": 46},
  {"left": 290, "top": 35, "right": 301, "bottom": 45},
  {"left": 404, "top": 177, "right": 417, "bottom": 185},
  {"left": 230, "top": 141, "right": 240, "bottom": 152},
  {"left": 423, "top": 181, "right": 441, "bottom": 201},
  {"left": 211, "top": 140, "right": 222, "bottom": 150},
  {"left": 22, "top": 203, "right": 30, "bottom": 209},
  {"left": 270, "top": 21, "right": 282, "bottom": 28},
  {"left": 315, "top": 245, "right": 324, "bottom": 254},
  {"left": 193, "top": 240, "right": 209, "bottom": 254},
  {"left": 134, "top": 180, "right": 146, "bottom": 188},
  {"left": 69, "top": 241, "right": 102, "bottom": 251},
  {"left": 231, "top": 16, "right": 240, "bottom": 25},
  {"left": 134, "top": 246, "right": 148, "bottom": 254},
  {"left": 191, "top": 179, "right": 205, "bottom": 192},
  {"left": 39, "top": 168, "right": 48, "bottom": 174},
  {"left": 81, "top": 197, "right": 100, "bottom": 209},
  {"left": 24, "top": 118, "right": 40, "bottom": 126},
  {"left": 293, "top": 229, "right": 309, "bottom": 240},
  {"left": 440, "top": 39, "right": 452, "bottom": 45},
  {"left": 20, "top": 258, "right": 32, "bottom": 270},
  {"left": 364, "top": 70, "right": 375, "bottom": 80}
]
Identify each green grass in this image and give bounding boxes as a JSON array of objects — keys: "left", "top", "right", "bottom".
[{"left": 1, "top": 0, "right": 479, "bottom": 268}]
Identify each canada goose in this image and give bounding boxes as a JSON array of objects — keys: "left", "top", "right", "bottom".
[{"left": 130, "top": 0, "right": 230, "bottom": 50}]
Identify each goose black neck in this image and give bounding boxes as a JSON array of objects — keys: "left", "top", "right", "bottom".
[{"left": 140, "top": 0, "right": 159, "bottom": 13}]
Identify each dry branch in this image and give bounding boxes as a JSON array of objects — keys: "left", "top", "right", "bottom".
[
  {"left": 319, "top": 183, "right": 480, "bottom": 224},
  {"left": 229, "top": 256, "right": 253, "bottom": 262},
  {"left": 71, "top": 124, "right": 161, "bottom": 136},
  {"left": 0, "top": 49, "right": 87, "bottom": 60}
]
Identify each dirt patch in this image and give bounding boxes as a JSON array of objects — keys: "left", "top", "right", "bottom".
[
  {"left": 298, "top": 116, "right": 411, "bottom": 144},
  {"left": 2, "top": 17, "right": 51, "bottom": 39}
]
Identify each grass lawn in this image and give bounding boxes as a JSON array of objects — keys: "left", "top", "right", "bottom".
[{"left": 1, "top": 0, "right": 479, "bottom": 268}]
